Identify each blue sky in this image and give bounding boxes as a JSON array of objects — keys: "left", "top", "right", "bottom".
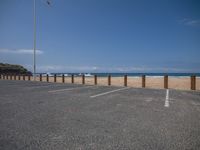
[{"left": 0, "top": 0, "right": 200, "bottom": 73}]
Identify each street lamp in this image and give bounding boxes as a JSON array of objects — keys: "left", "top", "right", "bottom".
[
  {"left": 33, "top": 0, "right": 51, "bottom": 81},
  {"left": 33, "top": 0, "right": 36, "bottom": 81}
]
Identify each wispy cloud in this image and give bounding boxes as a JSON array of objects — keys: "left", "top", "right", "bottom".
[
  {"left": 106, "top": 66, "right": 196, "bottom": 73},
  {"left": 179, "top": 18, "right": 200, "bottom": 27},
  {"left": 0, "top": 48, "right": 44, "bottom": 55},
  {"left": 34, "top": 65, "right": 99, "bottom": 72},
  {"left": 24, "top": 64, "right": 199, "bottom": 73}
]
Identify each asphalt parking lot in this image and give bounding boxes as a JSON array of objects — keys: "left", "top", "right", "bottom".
[{"left": 0, "top": 80, "right": 200, "bottom": 150}]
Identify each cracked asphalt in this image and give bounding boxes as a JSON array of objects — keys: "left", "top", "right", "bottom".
[{"left": 0, "top": 80, "right": 200, "bottom": 150}]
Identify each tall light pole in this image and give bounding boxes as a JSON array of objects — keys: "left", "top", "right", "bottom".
[
  {"left": 33, "top": 0, "right": 36, "bottom": 81},
  {"left": 33, "top": 0, "right": 51, "bottom": 81}
]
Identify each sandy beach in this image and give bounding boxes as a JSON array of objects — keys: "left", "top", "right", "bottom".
[{"left": 7, "top": 75, "right": 200, "bottom": 91}]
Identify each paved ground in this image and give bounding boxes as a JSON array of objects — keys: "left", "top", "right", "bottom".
[{"left": 0, "top": 80, "right": 200, "bottom": 150}]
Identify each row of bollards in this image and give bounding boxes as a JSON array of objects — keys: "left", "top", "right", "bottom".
[{"left": 0, "top": 74, "right": 197, "bottom": 90}]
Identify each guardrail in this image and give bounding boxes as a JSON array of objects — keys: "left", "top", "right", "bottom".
[{"left": 0, "top": 74, "right": 197, "bottom": 90}]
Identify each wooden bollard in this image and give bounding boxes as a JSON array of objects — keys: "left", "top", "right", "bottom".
[
  {"left": 18, "top": 75, "right": 21, "bottom": 80},
  {"left": 54, "top": 74, "right": 57, "bottom": 82},
  {"left": 3, "top": 75, "right": 5, "bottom": 80},
  {"left": 191, "top": 75, "right": 196, "bottom": 90},
  {"left": 40, "top": 74, "right": 42, "bottom": 81},
  {"left": 28, "top": 75, "right": 30, "bottom": 81},
  {"left": 23, "top": 75, "right": 25, "bottom": 80},
  {"left": 82, "top": 75, "right": 85, "bottom": 84},
  {"left": 14, "top": 75, "right": 16, "bottom": 80},
  {"left": 124, "top": 75, "right": 127, "bottom": 86},
  {"left": 10, "top": 75, "right": 13, "bottom": 80},
  {"left": 94, "top": 75, "right": 97, "bottom": 85},
  {"left": 46, "top": 74, "right": 49, "bottom": 82},
  {"left": 0, "top": 74, "right": 1, "bottom": 79},
  {"left": 62, "top": 74, "right": 65, "bottom": 83},
  {"left": 6, "top": 75, "right": 8, "bottom": 80},
  {"left": 108, "top": 75, "right": 111, "bottom": 86},
  {"left": 164, "top": 75, "right": 168, "bottom": 89},
  {"left": 142, "top": 75, "right": 145, "bottom": 88},
  {"left": 71, "top": 74, "right": 74, "bottom": 83}
]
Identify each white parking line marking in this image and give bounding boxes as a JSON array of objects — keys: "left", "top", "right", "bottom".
[
  {"left": 27, "top": 85, "right": 56, "bottom": 89},
  {"left": 90, "top": 87, "right": 131, "bottom": 98},
  {"left": 48, "top": 85, "right": 94, "bottom": 93},
  {"left": 27, "top": 84, "right": 68, "bottom": 89},
  {"left": 165, "top": 89, "right": 169, "bottom": 107}
]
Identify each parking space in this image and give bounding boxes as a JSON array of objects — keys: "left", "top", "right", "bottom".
[{"left": 0, "top": 80, "right": 200, "bottom": 150}]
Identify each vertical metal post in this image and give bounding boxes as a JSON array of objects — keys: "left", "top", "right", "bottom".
[
  {"left": 0, "top": 74, "right": 1, "bottom": 80},
  {"left": 108, "top": 75, "right": 111, "bottom": 86},
  {"left": 62, "top": 74, "right": 65, "bottom": 83},
  {"left": 142, "top": 75, "right": 145, "bottom": 88},
  {"left": 82, "top": 75, "right": 85, "bottom": 84},
  {"left": 33, "top": 0, "right": 36, "bottom": 81},
  {"left": 94, "top": 75, "right": 97, "bottom": 85},
  {"left": 124, "top": 75, "right": 127, "bottom": 86},
  {"left": 191, "top": 75, "right": 196, "bottom": 90},
  {"left": 71, "top": 74, "right": 74, "bottom": 83},
  {"left": 164, "top": 75, "right": 168, "bottom": 89}
]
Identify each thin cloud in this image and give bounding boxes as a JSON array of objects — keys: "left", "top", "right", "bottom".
[
  {"left": 0, "top": 49, "right": 44, "bottom": 55},
  {"left": 25, "top": 65, "right": 198, "bottom": 73},
  {"left": 179, "top": 18, "right": 200, "bottom": 27},
  {"left": 34, "top": 65, "right": 99, "bottom": 72}
]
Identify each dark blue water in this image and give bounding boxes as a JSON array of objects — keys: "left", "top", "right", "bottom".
[
  {"left": 85, "top": 73, "right": 200, "bottom": 77},
  {"left": 38, "top": 73, "right": 200, "bottom": 77},
  {"left": 91, "top": 73, "right": 200, "bottom": 77}
]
